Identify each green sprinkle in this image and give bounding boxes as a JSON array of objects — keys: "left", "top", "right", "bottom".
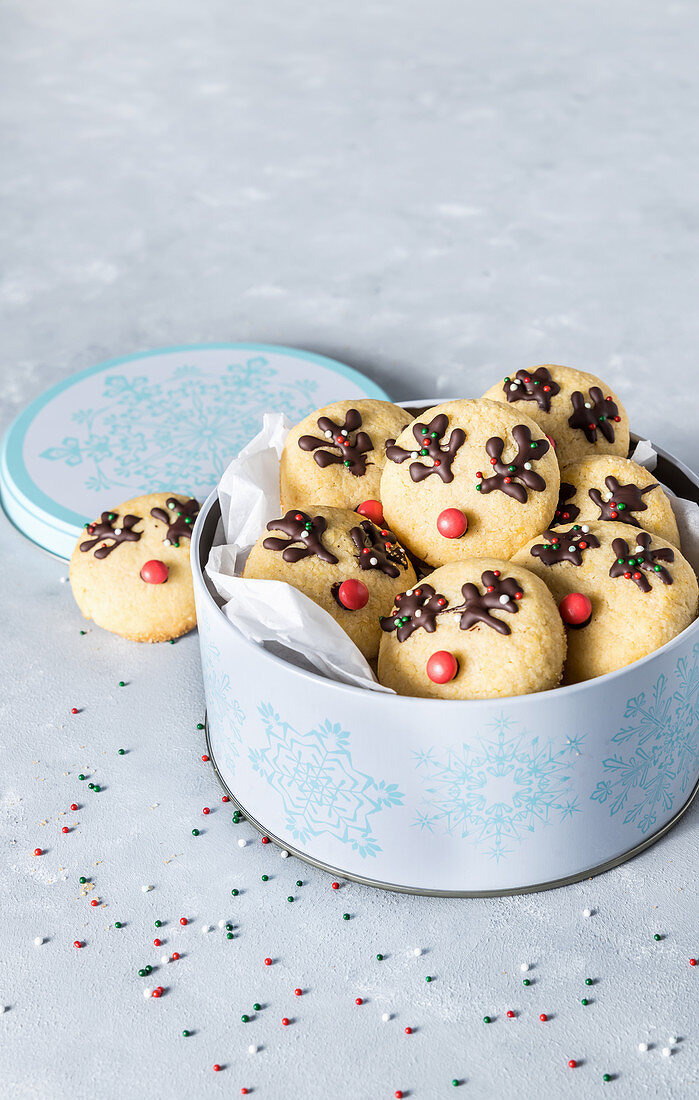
[
  {"left": 241, "top": 1014, "right": 249, "bottom": 1023},
  {"left": 182, "top": 1030, "right": 190, "bottom": 1037},
  {"left": 80, "top": 630, "right": 86, "bottom": 635},
  {"left": 287, "top": 896, "right": 294, "bottom": 903},
  {"left": 231, "top": 889, "right": 239, "bottom": 896},
  {"left": 530, "top": 442, "right": 536, "bottom": 449},
  {"left": 617, "top": 557, "right": 624, "bottom": 564},
  {"left": 475, "top": 484, "right": 482, "bottom": 492},
  {"left": 226, "top": 923, "right": 233, "bottom": 931},
  {"left": 79, "top": 876, "right": 87, "bottom": 884},
  {"left": 420, "top": 448, "right": 428, "bottom": 456},
  {"left": 504, "top": 376, "right": 510, "bottom": 383},
  {"left": 617, "top": 501, "right": 625, "bottom": 509},
  {"left": 155, "top": 920, "right": 162, "bottom": 928},
  {"left": 92, "top": 785, "right": 101, "bottom": 792},
  {"left": 581, "top": 998, "right": 589, "bottom": 1006},
  {"left": 655, "top": 564, "right": 662, "bottom": 572},
  {"left": 376, "top": 954, "right": 384, "bottom": 961},
  {"left": 296, "top": 880, "right": 303, "bottom": 888},
  {"left": 118, "top": 681, "right": 125, "bottom": 687},
  {"left": 342, "top": 913, "right": 350, "bottom": 920},
  {"left": 483, "top": 1015, "right": 491, "bottom": 1024},
  {"left": 585, "top": 978, "right": 593, "bottom": 986},
  {"left": 508, "top": 465, "right": 516, "bottom": 473},
  {"left": 78, "top": 774, "right": 85, "bottom": 781},
  {"left": 138, "top": 969, "right": 146, "bottom": 977},
  {"left": 452, "top": 1081, "right": 460, "bottom": 1088},
  {"left": 261, "top": 874, "right": 268, "bottom": 882},
  {"left": 88, "top": 783, "right": 94, "bottom": 790},
  {"left": 603, "top": 1074, "right": 611, "bottom": 1083},
  {"left": 145, "top": 965, "right": 152, "bottom": 974},
  {"left": 117, "top": 749, "right": 125, "bottom": 755},
  {"left": 253, "top": 1003, "right": 261, "bottom": 1012},
  {"left": 108, "top": 513, "right": 115, "bottom": 521},
  {"left": 654, "top": 933, "right": 661, "bottom": 941},
  {"left": 343, "top": 460, "right": 351, "bottom": 467},
  {"left": 523, "top": 978, "right": 531, "bottom": 986},
  {"left": 425, "top": 975, "right": 432, "bottom": 983},
  {"left": 227, "top": 932, "right": 234, "bottom": 940},
  {"left": 196, "top": 723, "right": 204, "bottom": 730},
  {"left": 114, "top": 922, "right": 122, "bottom": 929},
  {"left": 192, "top": 828, "right": 199, "bottom": 836}
]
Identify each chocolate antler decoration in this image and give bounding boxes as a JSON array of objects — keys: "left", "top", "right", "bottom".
[
  {"left": 298, "top": 409, "right": 373, "bottom": 476},
  {"left": 551, "top": 482, "right": 581, "bottom": 526},
  {"left": 386, "top": 414, "right": 466, "bottom": 484},
  {"left": 380, "top": 584, "right": 449, "bottom": 642},
  {"left": 531, "top": 525, "right": 600, "bottom": 567},
  {"left": 450, "top": 569, "right": 523, "bottom": 635},
  {"left": 588, "top": 477, "right": 657, "bottom": 526},
  {"left": 476, "top": 424, "right": 549, "bottom": 503},
  {"left": 350, "top": 520, "right": 408, "bottom": 578},
  {"left": 502, "top": 367, "right": 560, "bottom": 413},
  {"left": 263, "top": 510, "right": 338, "bottom": 564},
  {"left": 568, "top": 387, "right": 620, "bottom": 444},
  {"left": 150, "top": 497, "right": 200, "bottom": 546},
  {"left": 609, "top": 532, "right": 674, "bottom": 593},
  {"left": 80, "top": 511, "right": 142, "bottom": 559}
]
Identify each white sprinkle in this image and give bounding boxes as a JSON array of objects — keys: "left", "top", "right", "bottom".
[
  {"left": 248, "top": 1044, "right": 257, "bottom": 1054},
  {"left": 406, "top": 589, "right": 413, "bottom": 596},
  {"left": 410, "top": 451, "right": 418, "bottom": 459},
  {"left": 382, "top": 1012, "right": 391, "bottom": 1022},
  {"left": 524, "top": 461, "right": 532, "bottom": 470},
  {"left": 414, "top": 609, "right": 422, "bottom": 618},
  {"left": 369, "top": 557, "right": 378, "bottom": 566},
  {"left": 202, "top": 924, "right": 212, "bottom": 934},
  {"left": 163, "top": 538, "right": 171, "bottom": 546},
  {"left": 161, "top": 955, "right": 169, "bottom": 965},
  {"left": 238, "top": 838, "right": 247, "bottom": 848},
  {"left": 113, "top": 528, "right": 122, "bottom": 536},
  {"left": 581, "top": 525, "right": 589, "bottom": 533},
  {"left": 584, "top": 402, "right": 592, "bottom": 409},
  {"left": 0, "top": 1005, "right": 6, "bottom": 1013},
  {"left": 413, "top": 947, "right": 422, "bottom": 957},
  {"left": 218, "top": 919, "right": 226, "bottom": 929},
  {"left": 324, "top": 430, "right": 333, "bottom": 439},
  {"left": 341, "top": 430, "right": 348, "bottom": 436},
  {"left": 280, "top": 850, "right": 289, "bottom": 859},
  {"left": 662, "top": 1047, "right": 672, "bottom": 1057},
  {"left": 509, "top": 383, "right": 518, "bottom": 392},
  {"left": 34, "top": 937, "right": 44, "bottom": 946},
  {"left": 568, "top": 546, "right": 576, "bottom": 553},
  {"left": 520, "top": 962, "right": 529, "bottom": 972},
  {"left": 143, "top": 988, "right": 153, "bottom": 999},
  {"left": 499, "top": 594, "right": 510, "bottom": 604},
  {"left": 668, "top": 1035, "right": 678, "bottom": 1044},
  {"left": 59, "top": 576, "right": 69, "bottom": 583},
  {"left": 638, "top": 1042, "right": 648, "bottom": 1052},
  {"left": 142, "top": 885, "right": 153, "bottom": 893},
  {"left": 634, "top": 546, "right": 644, "bottom": 555},
  {"left": 301, "top": 531, "right": 310, "bottom": 538},
  {"left": 583, "top": 908, "right": 592, "bottom": 917}
]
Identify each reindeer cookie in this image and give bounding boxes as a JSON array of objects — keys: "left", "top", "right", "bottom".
[
  {"left": 380, "top": 399, "right": 560, "bottom": 566},
  {"left": 553, "top": 455, "right": 680, "bottom": 546},
  {"left": 69, "top": 493, "right": 200, "bottom": 642},
  {"left": 280, "top": 399, "right": 410, "bottom": 512},
  {"left": 512, "top": 521, "right": 697, "bottom": 683},
  {"left": 243, "top": 505, "right": 416, "bottom": 661},
  {"left": 377, "top": 559, "right": 565, "bottom": 699},
  {"left": 482, "top": 364, "right": 630, "bottom": 467}
]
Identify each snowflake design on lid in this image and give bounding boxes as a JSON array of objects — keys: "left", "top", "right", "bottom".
[
  {"left": 591, "top": 643, "right": 699, "bottom": 835},
  {"left": 201, "top": 640, "right": 246, "bottom": 776},
  {"left": 38, "top": 356, "right": 320, "bottom": 495},
  {"left": 249, "top": 704, "right": 404, "bottom": 857},
  {"left": 413, "top": 714, "right": 584, "bottom": 862}
]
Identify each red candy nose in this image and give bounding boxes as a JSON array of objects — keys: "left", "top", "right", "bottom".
[
  {"left": 559, "top": 592, "right": 592, "bottom": 628},
  {"left": 426, "top": 651, "right": 459, "bottom": 684},
  {"left": 140, "top": 560, "right": 169, "bottom": 584},
  {"left": 436, "top": 508, "right": 468, "bottom": 539},
  {"left": 337, "top": 579, "right": 369, "bottom": 610},
  {"left": 356, "top": 500, "right": 384, "bottom": 525}
]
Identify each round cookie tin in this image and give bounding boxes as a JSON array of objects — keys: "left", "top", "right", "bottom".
[
  {"left": 0, "top": 344, "right": 389, "bottom": 560},
  {"left": 192, "top": 413, "right": 699, "bottom": 895}
]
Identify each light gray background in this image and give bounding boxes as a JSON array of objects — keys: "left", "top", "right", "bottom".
[{"left": 1, "top": 1, "right": 698, "bottom": 1097}]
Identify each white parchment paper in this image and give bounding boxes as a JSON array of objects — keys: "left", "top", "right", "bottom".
[{"left": 205, "top": 421, "right": 699, "bottom": 692}]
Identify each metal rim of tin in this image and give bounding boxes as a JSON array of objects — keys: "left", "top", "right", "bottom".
[
  {"left": 204, "top": 717, "right": 699, "bottom": 897},
  {"left": 194, "top": 417, "right": 699, "bottom": 896}
]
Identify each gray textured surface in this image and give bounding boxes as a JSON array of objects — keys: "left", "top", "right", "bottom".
[{"left": 1, "top": 1, "right": 699, "bottom": 1097}]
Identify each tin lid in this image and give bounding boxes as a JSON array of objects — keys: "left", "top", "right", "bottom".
[{"left": 0, "top": 343, "right": 390, "bottom": 560}]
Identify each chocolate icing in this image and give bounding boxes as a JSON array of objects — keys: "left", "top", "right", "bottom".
[
  {"left": 298, "top": 409, "right": 373, "bottom": 476},
  {"left": 349, "top": 520, "right": 408, "bottom": 578},
  {"left": 263, "top": 510, "right": 339, "bottom": 564},
  {"left": 477, "top": 424, "right": 549, "bottom": 503},
  {"left": 551, "top": 482, "right": 581, "bottom": 526},
  {"left": 150, "top": 497, "right": 200, "bottom": 546},
  {"left": 449, "top": 570, "right": 523, "bottom": 635},
  {"left": 588, "top": 477, "right": 657, "bottom": 526},
  {"left": 380, "top": 570, "right": 524, "bottom": 641},
  {"left": 502, "top": 367, "right": 560, "bottom": 413},
  {"left": 79, "top": 512, "right": 142, "bottom": 558},
  {"left": 609, "top": 532, "right": 674, "bottom": 593},
  {"left": 568, "top": 387, "right": 620, "bottom": 444},
  {"left": 380, "top": 584, "right": 449, "bottom": 642},
  {"left": 385, "top": 414, "right": 466, "bottom": 484},
  {"left": 530, "top": 525, "right": 601, "bottom": 567}
]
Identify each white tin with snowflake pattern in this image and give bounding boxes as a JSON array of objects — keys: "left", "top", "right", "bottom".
[
  {"left": 192, "top": 434, "right": 699, "bottom": 895},
  {"left": 0, "top": 343, "right": 389, "bottom": 559}
]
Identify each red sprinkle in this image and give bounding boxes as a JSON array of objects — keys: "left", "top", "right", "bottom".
[
  {"left": 295, "top": 988, "right": 302, "bottom": 996},
  {"left": 70, "top": 804, "right": 78, "bottom": 811},
  {"left": 202, "top": 807, "right": 210, "bottom": 815},
  {"left": 213, "top": 1064, "right": 221, "bottom": 1072},
  {"left": 154, "top": 938, "right": 161, "bottom": 947},
  {"left": 152, "top": 989, "right": 162, "bottom": 998},
  {"left": 281, "top": 1017, "right": 290, "bottom": 1026},
  {"left": 506, "top": 1010, "right": 515, "bottom": 1018},
  {"left": 690, "top": 958, "right": 697, "bottom": 966},
  {"left": 222, "top": 796, "right": 230, "bottom": 803},
  {"left": 395, "top": 1093, "right": 404, "bottom": 1099},
  {"left": 33, "top": 848, "right": 42, "bottom": 856},
  {"left": 404, "top": 1026, "right": 412, "bottom": 1035},
  {"left": 71, "top": 707, "right": 78, "bottom": 715},
  {"left": 90, "top": 899, "right": 98, "bottom": 907},
  {"left": 568, "top": 1060, "right": 577, "bottom": 1069},
  {"left": 171, "top": 952, "right": 180, "bottom": 961},
  {"left": 355, "top": 998, "right": 363, "bottom": 1006},
  {"left": 74, "top": 940, "right": 82, "bottom": 948},
  {"left": 179, "top": 918, "right": 188, "bottom": 926},
  {"left": 331, "top": 882, "right": 340, "bottom": 890},
  {"left": 201, "top": 755, "right": 209, "bottom": 762},
  {"left": 540, "top": 1014, "right": 548, "bottom": 1022},
  {"left": 265, "top": 958, "right": 272, "bottom": 966},
  {"left": 62, "top": 826, "right": 69, "bottom": 834},
  {"left": 261, "top": 836, "right": 270, "bottom": 844}
]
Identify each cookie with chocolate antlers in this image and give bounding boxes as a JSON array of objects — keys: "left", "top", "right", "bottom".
[
  {"left": 512, "top": 521, "right": 697, "bottom": 683},
  {"left": 243, "top": 506, "right": 415, "bottom": 661},
  {"left": 555, "top": 455, "right": 680, "bottom": 547},
  {"left": 377, "top": 558, "right": 565, "bottom": 699},
  {"left": 69, "top": 493, "right": 199, "bottom": 642},
  {"left": 380, "top": 399, "right": 560, "bottom": 567},
  {"left": 482, "top": 365, "right": 630, "bottom": 467},
  {"left": 280, "top": 399, "right": 410, "bottom": 513}
]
